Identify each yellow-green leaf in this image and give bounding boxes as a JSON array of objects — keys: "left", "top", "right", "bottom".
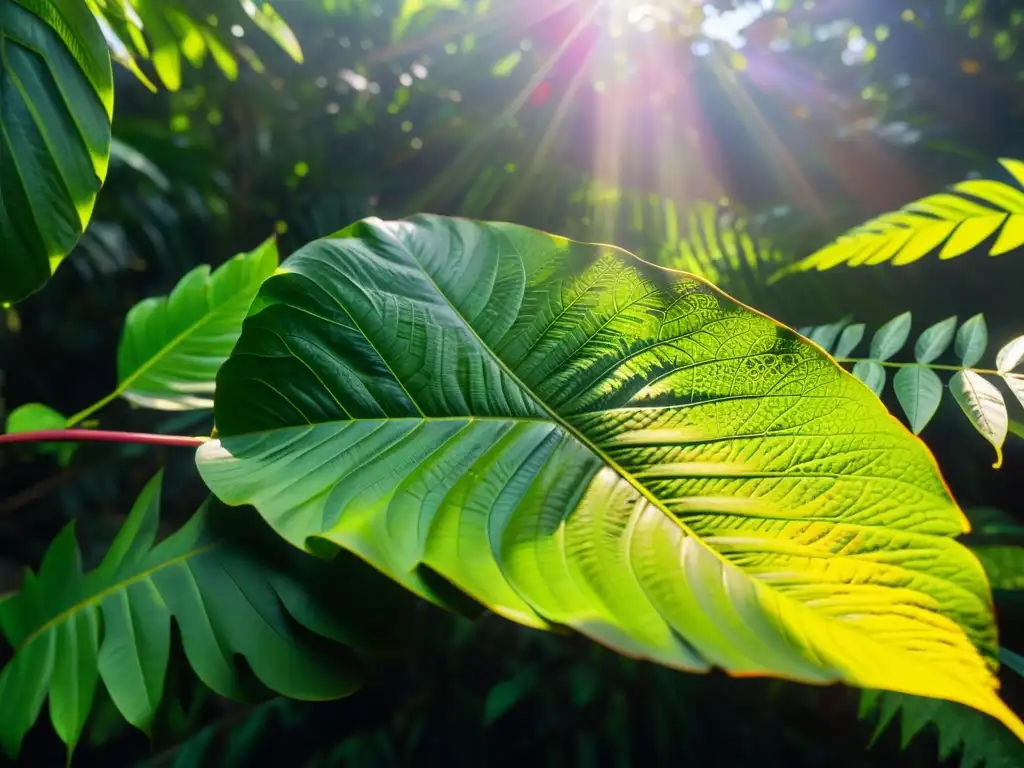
[
  {"left": 195, "top": 215, "right": 1023, "bottom": 740},
  {"left": 771, "top": 158, "right": 1024, "bottom": 280},
  {"left": 239, "top": 0, "right": 303, "bottom": 63}
]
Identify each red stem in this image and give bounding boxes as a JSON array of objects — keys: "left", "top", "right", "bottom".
[{"left": 0, "top": 430, "right": 207, "bottom": 448}]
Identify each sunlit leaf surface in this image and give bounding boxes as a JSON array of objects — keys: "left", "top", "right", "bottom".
[{"left": 197, "top": 215, "right": 1021, "bottom": 739}]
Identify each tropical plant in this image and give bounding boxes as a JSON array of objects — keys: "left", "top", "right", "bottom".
[
  {"left": 194, "top": 214, "right": 1021, "bottom": 735},
  {"left": 0, "top": 0, "right": 114, "bottom": 304},
  {"left": 5, "top": 0, "right": 1024, "bottom": 764},
  {"left": 0, "top": 471, "right": 412, "bottom": 759},
  {"left": 797, "top": 312, "right": 1024, "bottom": 466},
  {"left": 774, "top": 159, "right": 1024, "bottom": 280}
]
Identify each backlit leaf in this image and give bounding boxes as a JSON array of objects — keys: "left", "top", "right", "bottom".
[
  {"left": 996, "top": 336, "right": 1024, "bottom": 373},
  {"left": 951, "top": 370, "right": 1007, "bottom": 468},
  {"left": 116, "top": 237, "right": 278, "bottom": 410},
  {"left": 1, "top": 0, "right": 113, "bottom": 303},
  {"left": 240, "top": 1, "right": 303, "bottom": 63},
  {"left": 771, "top": 158, "right": 1024, "bottom": 280},
  {"left": 196, "top": 215, "right": 1021, "bottom": 738},
  {"left": 894, "top": 365, "right": 944, "bottom": 434},
  {"left": 870, "top": 312, "right": 912, "bottom": 361},
  {"left": 957, "top": 315, "right": 989, "bottom": 368},
  {"left": 915, "top": 316, "right": 958, "bottom": 363}
]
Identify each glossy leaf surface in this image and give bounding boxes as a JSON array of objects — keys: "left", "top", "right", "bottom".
[
  {"left": 197, "top": 215, "right": 1020, "bottom": 737},
  {"left": 0, "top": 473, "right": 382, "bottom": 759},
  {"left": 116, "top": 237, "right": 278, "bottom": 410},
  {"left": 1, "top": 0, "right": 113, "bottom": 303}
]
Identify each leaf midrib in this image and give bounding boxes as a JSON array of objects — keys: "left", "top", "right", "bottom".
[
  {"left": 15, "top": 541, "right": 220, "bottom": 653},
  {"left": 117, "top": 289, "right": 249, "bottom": 399},
  {"left": 372, "top": 225, "right": 727, "bottom": 567}
]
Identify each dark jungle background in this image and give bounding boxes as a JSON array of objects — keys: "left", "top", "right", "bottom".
[{"left": 3, "top": 0, "right": 1024, "bottom": 765}]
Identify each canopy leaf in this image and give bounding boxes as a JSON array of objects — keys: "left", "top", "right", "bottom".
[
  {"left": 1, "top": 0, "right": 113, "bottom": 303},
  {"left": 772, "top": 159, "right": 1024, "bottom": 280},
  {"left": 115, "top": 237, "right": 279, "bottom": 411},
  {"left": 196, "top": 215, "right": 1022, "bottom": 738},
  {"left": 0, "top": 472, "right": 406, "bottom": 759}
]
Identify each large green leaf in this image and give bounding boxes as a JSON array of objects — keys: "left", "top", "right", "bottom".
[
  {"left": 771, "top": 158, "right": 1024, "bottom": 280},
  {"left": 1, "top": 0, "right": 113, "bottom": 303},
  {"left": 196, "top": 215, "right": 1023, "bottom": 738},
  {"left": 0, "top": 472, "right": 400, "bottom": 759},
  {"left": 114, "top": 237, "right": 279, "bottom": 411}
]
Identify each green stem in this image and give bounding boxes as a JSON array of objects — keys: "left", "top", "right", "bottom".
[
  {"left": 66, "top": 390, "right": 121, "bottom": 427},
  {"left": 835, "top": 359, "right": 1024, "bottom": 377}
]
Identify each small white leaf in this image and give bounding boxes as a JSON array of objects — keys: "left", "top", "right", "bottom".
[
  {"left": 853, "top": 360, "right": 886, "bottom": 396},
  {"left": 996, "top": 336, "right": 1024, "bottom": 373},
  {"left": 950, "top": 371, "right": 1008, "bottom": 468},
  {"left": 834, "top": 323, "right": 865, "bottom": 358},
  {"left": 914, "top": 316, "right": 958, "bottom": 364},
  {"left": 870, "top": 312, "right": 912, "bottom": 361},
  {"left": 894, "top": 366, "right": 944, "bottom": 434},
  {"left": 955, "top": 314, "right": 988, "bottom": 368},
  {"left": 1002, "top": 375, "right": 1024, "bottom": 409}
]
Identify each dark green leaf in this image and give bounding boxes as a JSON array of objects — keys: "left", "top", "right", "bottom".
[{"left": 1, "top": 0, "right": 113, "bottom": 303}]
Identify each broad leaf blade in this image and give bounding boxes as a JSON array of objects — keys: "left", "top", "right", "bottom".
[
  {"left": 894, "top": 365, "right": 944, "bottom": 434},
  {"left": 1, "top": 0, "right": 113, "bottom": 303},
  {"left": 116, "top": 237, "right": 279, "bottom": 410},
  {"left": 957, "top": 315, "right": 989, "bottom": 368},
  {"left": 870, "top": 312, "right": 912, "bottom": 361},
  {"left": 951, "top": 371, "right": 1008, "bottom": 468},
  {"left": 197, "top": 215, "right": 1022, "bottom": 738}
]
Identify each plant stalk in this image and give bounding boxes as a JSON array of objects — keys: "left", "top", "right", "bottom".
[{"left": 0, "top": 430, "right": 207, "bottom": 448}]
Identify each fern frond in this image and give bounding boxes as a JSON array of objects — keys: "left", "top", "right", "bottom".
[
  {"left": 860, "top": 690, "right": 1024, "bottom": 768},
  {"left": 773, "top": 159, "right": 1024, "bottom": 280}
]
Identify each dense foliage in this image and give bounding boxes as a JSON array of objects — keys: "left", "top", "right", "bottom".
[{"left": 5, "top": 1, "right": 1024, "bottom": 765}]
